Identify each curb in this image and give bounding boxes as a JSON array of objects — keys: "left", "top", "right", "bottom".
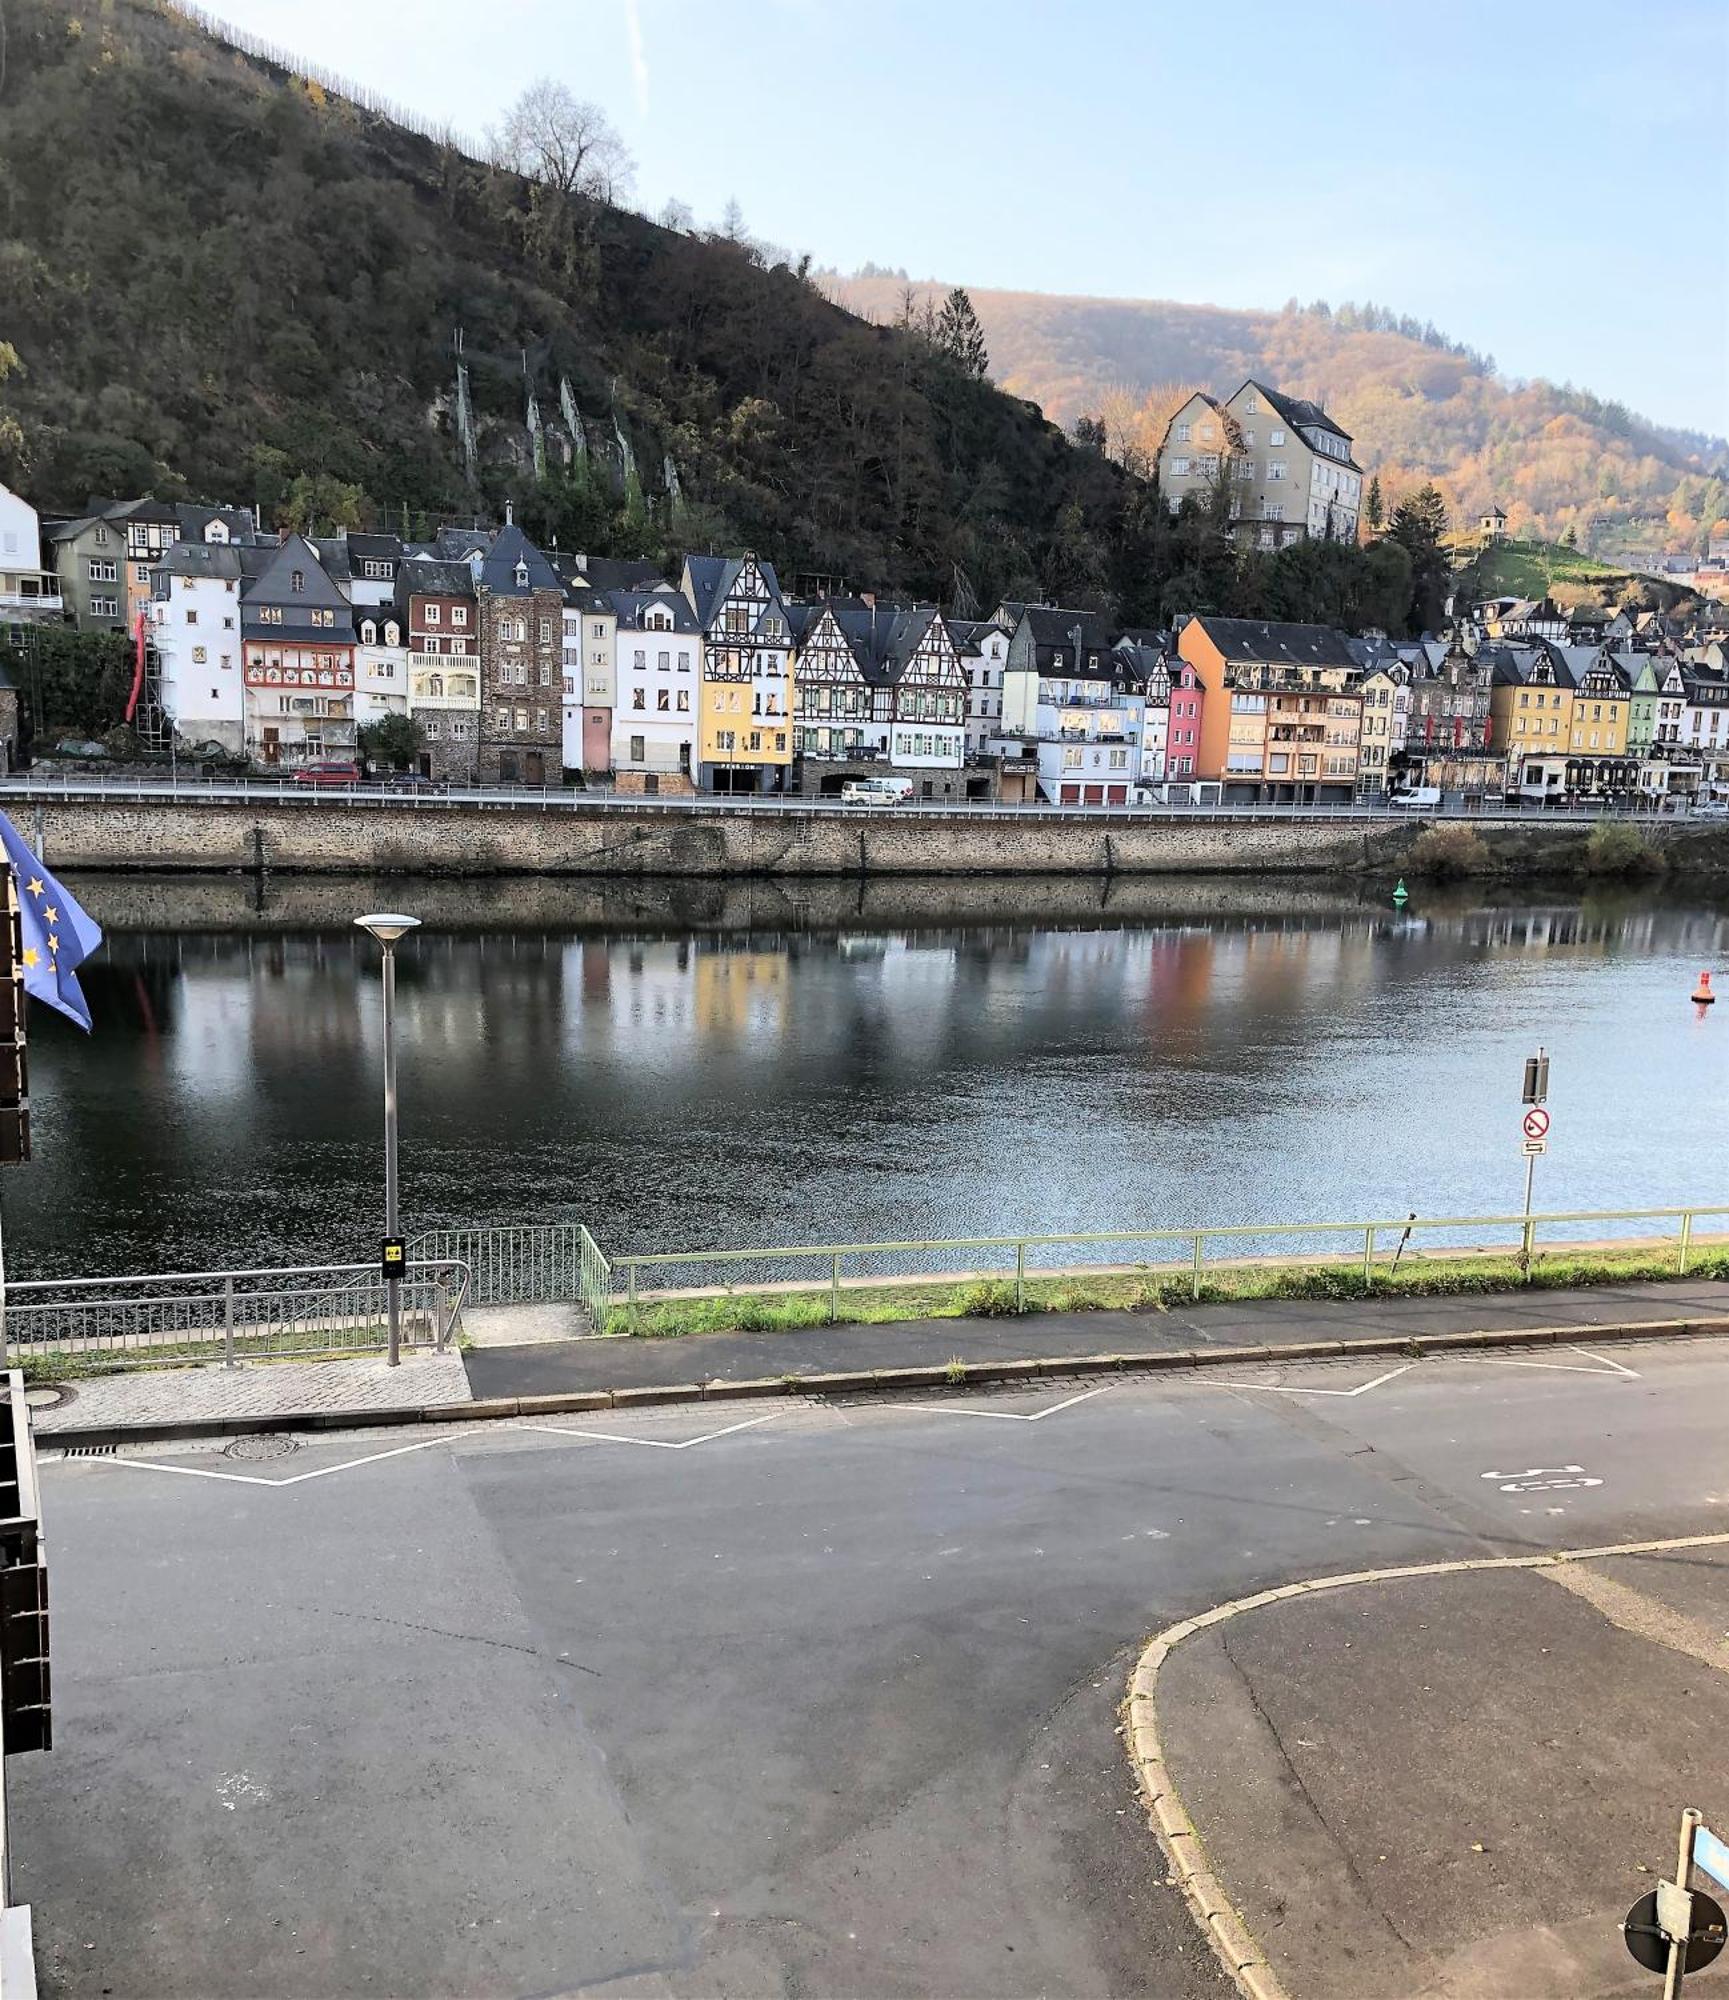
[
  {"left": 34, "top": 1312, "right": 1720, "bottom": 1452},
  {"left": 1122, "top": 1522, "right": 1729, "bottom": 2000}
]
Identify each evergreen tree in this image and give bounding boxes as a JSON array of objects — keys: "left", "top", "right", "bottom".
[
  {"left": 934, "top": 287, "right": 990, "bottom": 379},
  {"left": 1387, "top": 484, "right": 1451, "bottom": 635},
  {"left": 1364, "top": 474, "right": 1383, "bottom": 533}
]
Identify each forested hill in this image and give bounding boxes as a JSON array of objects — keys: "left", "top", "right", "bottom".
[
  {"left": 0, "top": 0, "right": 1144, "bottom": 616},
  {"left": 826, "top": 277, "right": 1729, "bottom": 564}
]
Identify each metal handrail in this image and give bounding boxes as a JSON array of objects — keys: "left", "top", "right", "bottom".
[{"left": 600, "top": 1202, "right": 1729, "bottom": 1324}]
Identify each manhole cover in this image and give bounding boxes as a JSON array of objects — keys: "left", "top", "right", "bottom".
[
  {"left": 24, "top": 1384, "right": 72, "bottom": 1410},
  {"left": 222, "top": 1433, "right": 301, "bottom": 1461}
]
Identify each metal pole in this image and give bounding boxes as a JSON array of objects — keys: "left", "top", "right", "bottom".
[
  {"left": 223, "top": 1277, "right": 235, "bottom": 1368},
  {"left": 382, "top": 941, "right": 401, "bottom": 1367},
  {"left": 1665, "top": 1807, "right": 1701, "bottom": 1999},
  {"left": 1520, "top": 1149, "right": 1536, "bottom": 1278}
]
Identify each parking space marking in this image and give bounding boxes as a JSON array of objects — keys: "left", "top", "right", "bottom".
[
  {"left": 1482, "top": 1464, "right": 1605, "bottom": 1493},
  {"left": 900, "top": 1386, "right": 1110, "bottom": 1423},
  {"left": 516, "top": 1413, "right": 786, "bottom": 1451},
  {"left": 1215, "top": 1365, "right": 1413, "bottom": 1399},
  {"left": 1476, "top": 1345, "right": 1640, "bottom": 1379},
  {"left": 101, "top": 1428, "right": 490, "bottom": 1488}
]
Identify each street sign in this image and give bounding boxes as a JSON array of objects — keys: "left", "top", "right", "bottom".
[
  {"left": 1522, "top": 1138, "right": 1547, "bottom": 1156},
  {"left": 1522, "top": 1050, "right": 1550, "bottom": 1104},
  {"left": 1695, "top": 1826, "right": 1729, "bottom": 1897},
  {"left": 381, "top": 1236, "right": 406, "bottom": 1280},
  {"left": 1623, "top": 1887, "right": 1727, "bottom": 1976},
  {"left": 1523, "top": 1106, "right": 1551, "bottom": 1140}
]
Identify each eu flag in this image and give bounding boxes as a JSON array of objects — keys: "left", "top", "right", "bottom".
[{"left": 0, "top": 813, "right": 103, "bottom": 1032}]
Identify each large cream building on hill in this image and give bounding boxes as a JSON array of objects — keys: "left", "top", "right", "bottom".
[{"left": 1156, "top": 380, "right": 1364, "bottom": 550}]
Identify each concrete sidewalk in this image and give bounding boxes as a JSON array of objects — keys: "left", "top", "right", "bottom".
[
  {"left": 1149, "top": 1546, "right": 1729, "bottom": 1998},
  {"left": 461, "top": 1277, "right": 1729, "bottom": 1400}
]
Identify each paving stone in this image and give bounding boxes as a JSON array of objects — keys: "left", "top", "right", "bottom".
[{"left": 31, "top": 1351, "right": 472, "bottom": 1434}]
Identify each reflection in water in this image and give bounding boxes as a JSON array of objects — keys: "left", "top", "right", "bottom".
[{"left": 12, "top": 883, "right": 1729, "bottom": 1277}]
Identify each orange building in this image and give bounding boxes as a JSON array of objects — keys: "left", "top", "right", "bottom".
[{"left": 1176, "top": 616, "right": 1365, "bottom": 804}]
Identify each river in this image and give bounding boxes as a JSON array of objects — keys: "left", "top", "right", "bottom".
[{"left": 8, "top": 872, "right": 1729, "bottom": 1280}]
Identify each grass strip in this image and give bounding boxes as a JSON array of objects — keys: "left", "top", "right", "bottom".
[{"left": 615, "top": 1246, "right": 1729, "bottom": 1338}]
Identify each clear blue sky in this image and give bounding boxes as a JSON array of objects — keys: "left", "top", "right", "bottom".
[{"left": 205, "top": 0, "right": 1729, "bottom": 437}]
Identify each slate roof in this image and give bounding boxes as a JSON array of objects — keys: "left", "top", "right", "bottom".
[
  {"left": 479, "top": 524, "right": 563, "bottom": 596},
  {"left": 1017, "top": 605, "right": 1115, "bottom": 671},
  {"left": 396, "top": 557, "right": 476, "bottom": 601},
  {"left": 1191, "top": 618, "right": 1360, "bottom": 670},
  {"left": 580, "top": 556, "right": 670, "bottom": 593},
  {"left": 1238, "top": 380, "right": 1351, "bottom": 445},
  {"left": 155, "top": 542, "right": 245, "bottom": 584},
  {"left": 606, "top": 588, "right": 700, "bottom": 634},
  {"left": 681, "top": 552, "right": 787, "bottom": 634}
]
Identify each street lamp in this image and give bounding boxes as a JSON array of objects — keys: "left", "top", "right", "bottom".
[{"left": 355, "top": 913, "right": 420, "bottom": 1365}]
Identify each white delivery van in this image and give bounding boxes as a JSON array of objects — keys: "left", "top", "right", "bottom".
[
  {"left": 1393, "top": 786, "right": 1442, "bottom": 811},
  {"left": 839, "top": 776, "right": 914, "bottom": 805}
]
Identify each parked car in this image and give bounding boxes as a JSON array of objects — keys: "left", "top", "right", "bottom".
[
  {"left": 382, "top": 769, "right": 442, "bottom": 792},
  {"left": 289, "top": 760, "right": 363, "bottom": 787},
  {"left": 1392, "top": 785, "right": 1442, "bottom": 811},
  {"left": 839, "top": 777, "right": 914, "bottom": 805}
]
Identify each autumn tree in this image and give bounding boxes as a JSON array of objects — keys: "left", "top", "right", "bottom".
[
  {"left": 491, "top": 81, "right": 633, "bottom": 201},
  {"left": 934, "top": 287, "right": 989, "bottom": 379}
]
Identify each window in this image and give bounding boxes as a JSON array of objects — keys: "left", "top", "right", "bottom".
[
  {"left": 1268, "top": 461, "right": 1288, "bottom": 481},
  {"left": 747, "top": 731, "right": 762, "bottom": 752},
  {"left": 452, "top": 606, "right": 468, "bottom": 626},
  {"left": 538, "top": 620, "right": 552, "bottom": 646},
  {"left": 629, "top": 735, "right": 646, "bottom": 762},
  {"left": 259, "top": 606, "right": 283, "bottom": 624},
  {"left": 186, "top": 609, "right": 199, "bottom": 626},
  {"left": 291, "top": 570, "right": 305, "bottom": 593},
  {"left": 363, "top": 561, "right": 392, "bottom": 580},
  {"left": 657, "top": 689, "right": 671, "bottom": 713},
  {"left": 658, "top": 650, "right": 670, "bottom": 671},
  {"left": 677, "top": 690, "right": 689, "bottom": 712},
  {"left": 1170, "top": 456, "right": 1190, "bottom": 477},
  {"left": 1269, "top": 428, "right": 1285, "bottom": 445},
  {"left": 1174, "top": 422, "right": 1191, "bottom": 443},
  {"left": 717, "top": 730, "right": 736, "bottom": 752},
  {"left": 538, "top": 663, "right": 550, "bottom": 687},
  {"left": 515, "top": 707, "right": 529, "bottom": 731},
  {"left": 632, "top": 689, "right": 645, "bottom": 710},
  {"left": 1242, "top": 429, "right": 1256, "bottom": 446},
  {"left": 93, "top": 526, "right": 110, "bottom": 546},
  {"left": 88, "top": 560, "right": 118, "bottom": 583},
  {"left": 91, "top": 595, "right": 118, "bottom": 618},
  {"left": 1244, "top": 392, "right": 1259, "bottom": 414},
  {"left": 495, "top": 706, "right": 511, "bottom": 731},
  {"left": 192, "top": 645, "right": 207, "bottom": 664},
  {"left": 775, "top": 732, "right": 786, "bottom": 753},
  {"left": 360, "top": 622, "right": 376, "bottom": 644}
]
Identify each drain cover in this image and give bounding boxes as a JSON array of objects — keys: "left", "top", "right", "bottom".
[
  {"left": 223, "top": 1433, "right": 301, "bottom": 1461},
  {"left": 24, "top": 1384, "right": 71, "bottom": 1409},
  {"left": 61, "top": 1443, "right": 114, "bottom": 1458}
]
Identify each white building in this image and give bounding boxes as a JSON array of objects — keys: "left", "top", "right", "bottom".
[
  {"left": 0, "top": 481, "right": 60, "bottom": 640},
  {"left": 953, "top": 617, "right": 1012, "bottom": 757},
  {"left": 145, "top": 542, "right": 248, "bottom": 753},
  {"left": 610, "top": 588, "right": 701, "bottom": 793},
  {"left": 354, "top": 608, "right": 410, "bottom": 724},
  {"left": 1000, "top": 607, "right": 1143, "bottom": 803}
]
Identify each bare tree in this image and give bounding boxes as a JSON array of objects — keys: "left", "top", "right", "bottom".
[
  {"left": 490, "top": 80, "right": 634, "bottom": 201},
  {"left": 658, "top": 196, "right": 695, "bottom": 233}
]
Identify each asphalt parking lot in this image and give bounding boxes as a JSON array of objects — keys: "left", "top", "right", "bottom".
[{"left": 14, "top": 1337, "right": 1728, "bottom": 1997}]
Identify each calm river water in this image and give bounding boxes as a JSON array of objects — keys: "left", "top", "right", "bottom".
[{"left": 9, "top": 871, "right": 1729, "bottom": 1279}]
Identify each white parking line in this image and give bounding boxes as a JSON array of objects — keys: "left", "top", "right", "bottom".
[
  {"left": 900, "top": 1386, "right": 1111, "bottom": 1423},
  {"left": 1214, "top": 1365, "right": 1413, "bottom": 1399},
  {"left": 1476, "top": 1345, "right": 1640, "bottom": 1379},
  {"left": 516, "top": 1413, "right": 785, "bottom": 1451},
  {"left": 101, "top": 1428, "right": 489, "bottom": 1488}
]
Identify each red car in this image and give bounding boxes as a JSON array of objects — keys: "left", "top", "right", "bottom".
[{"left": 289, "top": 761, "right": 363, "bottom": 788}]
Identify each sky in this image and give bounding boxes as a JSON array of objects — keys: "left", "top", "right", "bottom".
[{"left": 202, "top": 0, "right": 1729, "bottom": 437}]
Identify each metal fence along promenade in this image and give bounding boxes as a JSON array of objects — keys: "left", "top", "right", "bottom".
[
  {"left": 2, "top": 1258, "right": 470, "bottom": 1372},
  {"left": 0, "top": 774, "right": 1685, "bottom": 826},
  {"left": 589, "top": 1203, "right": 1729, "bottom": 1333}
]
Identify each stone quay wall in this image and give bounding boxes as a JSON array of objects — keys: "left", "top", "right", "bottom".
[{"left": 21, "top": 798, "right": 1729, "bottom": 882}]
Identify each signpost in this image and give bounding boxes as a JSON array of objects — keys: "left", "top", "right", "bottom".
[
  {"left": 1519, "top": 1047, "right": 1549, "bottom": 1271},
  {"left": 1623, "top": 1809, "right": 1729, "bottom": 1993}
]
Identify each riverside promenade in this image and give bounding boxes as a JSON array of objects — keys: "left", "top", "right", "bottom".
[{"left": 31, "top": 1273, "right": 1729, "bottom": 1444}]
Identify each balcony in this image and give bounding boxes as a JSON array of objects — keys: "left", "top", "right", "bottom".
[{"left": 0, "top": 574, "right": 63, "bottom": 614}]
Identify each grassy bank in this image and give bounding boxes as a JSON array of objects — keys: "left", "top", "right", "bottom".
[{"left": 613, "top": 1243, "right": 1729, "bottom": 1339}]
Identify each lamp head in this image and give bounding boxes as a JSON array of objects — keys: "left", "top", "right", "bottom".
[{"left": 355, "top": 913, "right": 421, "bottom": 946}]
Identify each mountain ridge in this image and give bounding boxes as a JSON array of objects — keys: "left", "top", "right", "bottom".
[{"left": 824, "top": 275, "right": 1729, "bottom": 561}]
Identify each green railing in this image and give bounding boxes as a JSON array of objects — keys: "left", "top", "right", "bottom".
[{"left": 593, "top": 1203, "right": 1729, "bottom": 1333}]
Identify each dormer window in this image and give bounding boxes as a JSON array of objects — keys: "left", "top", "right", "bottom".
[
  {"left": 514, "top": 559, "right": 530, "bottom": 589},
  {"left": 384, "top": 623, "right": 399, "bottom": 645},
  {"left": 361, "top": 620, "right": 376, "bottom": 644}
]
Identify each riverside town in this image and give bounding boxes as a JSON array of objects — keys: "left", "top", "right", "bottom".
[
  {"left": 6, "top": 456, "right": 1729, "bottom": 811},
  {"left": 2, "top": 3, "right": 1729, "bottom": 1999}
]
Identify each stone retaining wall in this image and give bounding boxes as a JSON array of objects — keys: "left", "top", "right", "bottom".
[{"left": 23, "top": 798, "right": 1729, "bottom": 881}]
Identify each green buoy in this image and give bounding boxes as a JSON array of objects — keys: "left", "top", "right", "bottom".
[{"left": 1393, "top": 878, "right": 1409, "bottom": 906}]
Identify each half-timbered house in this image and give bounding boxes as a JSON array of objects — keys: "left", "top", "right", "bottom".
[
  {"left": 681, "top": 553, "right": 794, "bottom": 793},
  {"left": 789, "top": 600, "right": 874, "bottom": 766},
  {"left": 240, "top": 534, "right": 357, "bottom": 766}
]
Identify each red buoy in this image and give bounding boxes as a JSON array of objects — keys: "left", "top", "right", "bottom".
[{"left": 1694, "top": 970, "right": 1716, "bottom": 1005}]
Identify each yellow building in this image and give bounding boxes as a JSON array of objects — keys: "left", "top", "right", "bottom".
[
  {"left": 681, "top": 553, "right": 796, "bottom": 794},
  {"left": 1490, "top": 652, "right": 1574, "bottom": 762},
  {"left": 1567, "top": 656, "right": 1631, "bottom": 755}
]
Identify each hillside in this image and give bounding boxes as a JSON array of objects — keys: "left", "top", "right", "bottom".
[
  {"left": 826, "top": 277, "right": 1729, "bottom": 564},
  {"left": 1451, "top": 539, "right": 1696, "bottom": 617},
  {"left": 0, "top": 0, "right": 1142, "bottom": 616}
]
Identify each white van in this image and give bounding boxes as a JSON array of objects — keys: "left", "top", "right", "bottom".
[
  {"left": 839, "top": 776, "right": 913, "bottom": 805},
  {"left": 1393, "top": 786, "right": 1442, "bottom": 811}
]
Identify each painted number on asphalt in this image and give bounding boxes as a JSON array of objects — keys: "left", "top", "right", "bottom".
[{"left": 1481, "top": 1465, "right": 1603, "bottom": 1493}]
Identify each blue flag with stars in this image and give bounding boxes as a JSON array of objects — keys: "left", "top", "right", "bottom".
[{"left": 0, "top": 813, "right": 103, "bottom": 1032}]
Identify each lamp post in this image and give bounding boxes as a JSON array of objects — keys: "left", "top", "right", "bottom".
[{"left": 355, "top": 913, "right": 420, "bottom": 1365}]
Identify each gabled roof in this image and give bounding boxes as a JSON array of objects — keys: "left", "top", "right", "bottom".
[
  {"left": 580, "top": 556, "right": 669, "bottom": 594},
  {"left": 606, "top": 588, "right": 699, "bottom": 634},
  {"left": 681, "top": 552, "right": 788, "bottom": 635},
  {"left": 1189, "top": 617, "right": 1360, "bottom": 670},
  {"left": 480, "top": 524, "right": 563, "bottom": 596},
  {"left": 345, "top": 532, "right": 402, "bottom": 563},
  {"left": 1016, "top": 604, "right": 1115, "bottom": 663},
  {"left": 243, "top": 533, "right": 350, "bottom": 612},
  {"left": 397, "top": 556, "right": 476, "bottom": 600},
  {"left": 156, "top": 542, "right": 244, "bottom": 583},
  {"left": 1235, "top": 380, "right": 1351, "bottom": 445}
]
